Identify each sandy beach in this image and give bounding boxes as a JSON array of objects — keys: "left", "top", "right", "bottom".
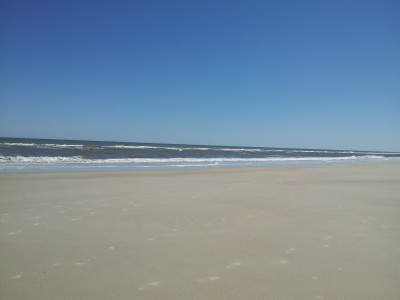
[{"left": 1, "top": 162, "right": 399, "bottom": 300}]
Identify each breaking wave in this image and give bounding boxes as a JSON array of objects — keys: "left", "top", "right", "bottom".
[
  {"left": 1, "top": 138, "right": 399, "bottom": 172},
  {"left": 0, "top": 155, "right": 390, "bottom": 165}
]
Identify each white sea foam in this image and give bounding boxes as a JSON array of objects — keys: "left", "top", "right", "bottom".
[
  {"left": 105, "top": 145, "right": 184, "bottom": 151},
  {"left": 40, "top": 143, "right": 85, "bottom": 148},
  {"left": 104, "top": 145, "right": 282, "bottom": 152},
  {"left": 0, "top": 155, "right": 391, "bottom": 165},
  {"left": 1, "top": 142, "right": 37, "bottom": 147},
  {"left": 1, "top": 142, "right": 85, "bottom": 149},
  {"left": 0, "top": 156, "right": 84, "bottom": 163},
  {"left": 288, "top": 150, "right": 355, "bottom": 154},
  {"left": 214, "top": 148, "right": 265, "bottom": 152}
]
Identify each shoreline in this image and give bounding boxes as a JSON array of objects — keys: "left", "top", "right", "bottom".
[
  {"left": 1, "top": 162, "right": 399, "bottom": 299},
  {"left": 1, "top": 158, "right": 399, "bottom": 174}
]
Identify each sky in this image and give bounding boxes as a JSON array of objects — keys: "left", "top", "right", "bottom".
[{"left": 1, "top": 0, "right": 399, "bottom": 151}]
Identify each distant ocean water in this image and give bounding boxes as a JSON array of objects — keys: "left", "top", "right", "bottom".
[{"left": 1, "top": 137, "right": 399, "bottom": 172}]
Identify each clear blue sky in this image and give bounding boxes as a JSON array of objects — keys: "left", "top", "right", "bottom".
[{"left": 1, "top": 0, "right": 399, "bottom": 151}]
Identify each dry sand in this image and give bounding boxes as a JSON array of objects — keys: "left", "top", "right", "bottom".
[{"left": 1, "top": 162, "right": 399, "bottom": 300}]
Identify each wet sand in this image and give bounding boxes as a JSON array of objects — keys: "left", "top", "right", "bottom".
[{"left": 1, "top": 162, "right": 399, "bottom": 299}]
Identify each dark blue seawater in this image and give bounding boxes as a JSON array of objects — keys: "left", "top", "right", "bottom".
[{"left": 1, "top": 137, "right": 399, "bottom": 172}]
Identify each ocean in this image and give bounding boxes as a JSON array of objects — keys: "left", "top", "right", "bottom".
[{"left": 1, "top": 137, "right": 399, "bottom": 172}]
